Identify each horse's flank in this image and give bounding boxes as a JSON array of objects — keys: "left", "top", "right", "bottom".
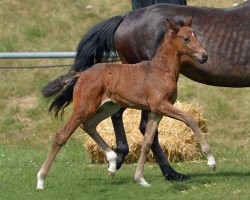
[{"left": 115, "top": 1, "right": 250, "bottom": 86}]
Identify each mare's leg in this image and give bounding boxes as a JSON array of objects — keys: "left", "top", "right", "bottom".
[
  {"left": 135, "top": 113, "right": 162, "bottom": 187},
  {"left": 140, "top": 110, "right": 190, "bottom": 181},
  {"left": 110, "top": 56, "right": 131, "bottom": 170},
  {"left": 82, "top": 103, "right": 122, "bottom": 176},
  {"left": 37, "top": 113, "right": 82, "bottom": 189},
  {"left": 111, "top": 108, "right": 129, "bottom": 170},
  {"left": 157, "top": 102, "right": 216, "bottom": 169}
]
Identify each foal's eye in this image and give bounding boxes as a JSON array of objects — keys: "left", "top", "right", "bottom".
[{"left": 183, "top": 36, "right": 190, "bottom": 43}]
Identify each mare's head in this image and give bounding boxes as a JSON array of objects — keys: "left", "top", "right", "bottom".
[{"left": 167, "top": 17, "right": 208, "bottom": 64}]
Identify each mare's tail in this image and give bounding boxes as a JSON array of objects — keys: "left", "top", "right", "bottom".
[
  {"left": 72, "top": 14, "right": 126, "bottom": 72},
  {"left": 43, "top": 14, "right": 126, "bottom": 117}
]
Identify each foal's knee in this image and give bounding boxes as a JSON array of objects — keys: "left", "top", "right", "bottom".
[
  {"left": 184, "top": 115, "right": 197, "bottom": 128},
  {"left": 143, "top": 137, "right": 154, "bottom": 152}
]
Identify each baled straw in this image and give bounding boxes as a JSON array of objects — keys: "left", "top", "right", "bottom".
[{"left": 84, "top": 101, "right": 207, "bottom": 164}]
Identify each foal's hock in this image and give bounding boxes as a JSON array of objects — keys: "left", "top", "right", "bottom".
[{"left": 37, "top": 17, "right": 215, "bottom": 189}]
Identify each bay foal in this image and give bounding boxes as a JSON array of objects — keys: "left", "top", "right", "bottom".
[{"left": 37, "top": 17, "right": 215, "bottom": 189}]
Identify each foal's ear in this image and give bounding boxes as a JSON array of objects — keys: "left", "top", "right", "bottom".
[
  {"left": 184, "top": 16, "right": 193, "bottom": 27},
  {"left": 166, "top": 19, "right": 180, "bottom": 32}
]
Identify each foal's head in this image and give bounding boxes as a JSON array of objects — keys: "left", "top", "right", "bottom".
[{"left": 167, "top": 17, "right": 208, "bottom": 64}]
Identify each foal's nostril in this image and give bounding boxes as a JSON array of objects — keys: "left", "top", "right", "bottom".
[{"left": 202, "top": 53, "right": 208, "bottom": 62}]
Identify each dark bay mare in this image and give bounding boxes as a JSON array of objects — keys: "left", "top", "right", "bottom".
[
  {"left": 38, "top": 17, "right": 215, "bottom": 189},
  {"left": 42, "top": 1, "right": 250, "bottom": 181}
]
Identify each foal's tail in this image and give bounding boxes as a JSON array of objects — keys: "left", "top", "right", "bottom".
[
  {"left": 43, "top": 14, "right": 126, "bottom": 117},
  {"left": 42, "top": 73, "right": 80, "bottom": 117},
  {"left": 42, "top": 73, "right": 79, "bottom": 98}
]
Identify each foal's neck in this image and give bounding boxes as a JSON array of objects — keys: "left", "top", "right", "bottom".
[{"left": 151, "top": 32, "right": 180, "bottom": 80}]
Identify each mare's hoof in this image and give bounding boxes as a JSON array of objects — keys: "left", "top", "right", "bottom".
[
  {"left": 115, "top": 154, "right": 126, "bottom": 170},
  {"left": 164, "top": 172, "right": 190, "bottom": 182}
]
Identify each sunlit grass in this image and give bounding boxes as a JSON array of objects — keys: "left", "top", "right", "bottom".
[{"left": 1, "top": 141, "right": 250, "bottom": 200}]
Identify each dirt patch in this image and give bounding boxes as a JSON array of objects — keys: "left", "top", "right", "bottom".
[
  {"left": 7, "top": 95, "right": 38, "bottom": 111},
  {"left": 6, "top": 95, "right": 39, "bottom": 127}
]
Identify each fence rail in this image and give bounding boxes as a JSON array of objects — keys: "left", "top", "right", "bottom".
[
  {"left": 0, "top": 51, "right": 119, "bottom": 69},
  {"left": 0, "top": 52, "right": 76, "bottom": 59}
]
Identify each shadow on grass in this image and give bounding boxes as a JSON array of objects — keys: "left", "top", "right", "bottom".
[
  {"left": 189, "top": 171, "right": 250, "bottom": 179},
  {"left": 74, "top": 169, "right": 250, "bottom": 191},
  {"left": 167, "top": 171, "right": 250, "bottom": 192}
]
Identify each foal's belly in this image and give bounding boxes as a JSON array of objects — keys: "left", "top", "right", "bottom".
[{"left": 111, "top": 93, "right": 150, "bottom": 111}]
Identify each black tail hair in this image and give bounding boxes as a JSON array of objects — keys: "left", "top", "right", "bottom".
[
  {"left": 41, "top": 73, "right": 79, "bottom": 117},
  {"left": 48, "top": 79, "right": 77, "bottom": 117},
  {"left": 71, "top": 14, "right": 126, "bottom": 72},
  {"left": 42, "top": 73, "right": 79, "bottom": 98},
  {"left": 44, "top": 14, "right": 125, "bottom": 117}
]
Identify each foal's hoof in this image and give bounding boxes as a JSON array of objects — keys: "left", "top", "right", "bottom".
[
  {"left": 134, "top": 177, "right": 151, "bottom": 187},
  {"left": 109, "top": 171, "right": 115, "bottom": 178},
  {"left": 36, "top": 186, "right": 44, "bottom": 190},
  {"left": 37, "top": 172, "right": 45, "bottom": 190},
  {"left": 164, "top": 172, "right": 190, "bottom": 182},
  {"left": 208, "top": 164, "right": 216, "bottom": 171},
  {"left": 207, "top": 156, "right": 216, "bottom": 171}
]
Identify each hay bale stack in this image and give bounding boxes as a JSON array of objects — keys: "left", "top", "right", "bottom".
[{"left": 84, "top": 101, "right": 207, "bottom": 164}]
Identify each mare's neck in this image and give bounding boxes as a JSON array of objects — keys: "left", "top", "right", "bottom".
[{"left": 151, "top": 33, "right": 180, "bottom": 80}]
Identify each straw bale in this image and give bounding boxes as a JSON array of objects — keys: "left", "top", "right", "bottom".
[{"left": 84, "top": 101, "right": 207, "bottom": 164}]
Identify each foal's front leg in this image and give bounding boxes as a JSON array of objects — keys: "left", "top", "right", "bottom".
[
  {"left": 140, "top": 110, "right": 190, "bottom": 181},
  {"left": 134, "top": 113, "right": 162, "bottom": 187},
  {"left": 157, "top": 101, "right": 216, "bottom": 169}
]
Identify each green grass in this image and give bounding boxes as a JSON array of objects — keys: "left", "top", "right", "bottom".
[
  {"left": 1, "top": 140, "right": 250, "bottom": 200},
  {"left": 0, "top": 0, "right": 249, "bottom": 199}
]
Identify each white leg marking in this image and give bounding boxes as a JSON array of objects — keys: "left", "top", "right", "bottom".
[
  {"left": 106, "top": 151, "right": 117, "bottom": 174},
  {"left": 37, "top": 171, "right": 45, "bottom": 190},
  {"left": 207, "top": 154, "right": 216, "bottom": 170},
  {"left": 134, "top": 177, "right": 151, "bottom": 187}
]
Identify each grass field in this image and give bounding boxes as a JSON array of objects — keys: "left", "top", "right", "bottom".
[{"left": 0, "top": 0, "right": 249, "bottom": 199}]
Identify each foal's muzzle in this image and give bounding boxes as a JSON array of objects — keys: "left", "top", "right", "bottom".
[
  {"left": 195, "top": 53, "right": 208, "bottom": 64},
  {"left": 201, "top": 53, "right": 208, "bottom": 63}
]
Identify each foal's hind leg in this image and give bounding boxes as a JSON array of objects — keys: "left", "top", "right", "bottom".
[
  {"left": 82, "top": 103, "right": 121, "bottom": 177},
  {"left": 37, "top": 113, "right": 82, "bottom": 189},
  {"left": 157, "top": 101, "right": 216, "bottom": 169}
]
